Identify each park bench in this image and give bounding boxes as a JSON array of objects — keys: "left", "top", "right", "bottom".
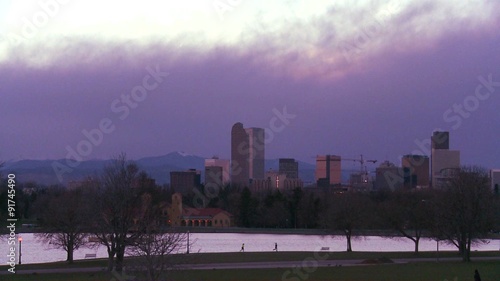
[{"left": 84, "top": 253, "right": 97, "bottom": 259}]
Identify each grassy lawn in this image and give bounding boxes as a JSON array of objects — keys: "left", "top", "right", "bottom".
[
  {"left": 1, "top": 250, "right": 498, "bottom": 271},
  {"left": 182, "top": 250, "right": 500, "bottom": 264},
  {"left": 0, "top": 258, "right": 110, "bottom": 270},
  {"left": 4, "top": 261, "right": 500, "bottom": 281},
  {"left": 168, "top": 261, "right": 500, "bottom": 281},
  {"left": 5, "top": 272, "right": 111, "bottom": 281}
]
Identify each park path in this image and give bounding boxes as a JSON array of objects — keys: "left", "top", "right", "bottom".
[{"left": 2, "top": 256, "right": 500, "bottom": 275}]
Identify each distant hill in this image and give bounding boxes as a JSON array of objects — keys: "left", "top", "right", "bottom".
[
  {"left": 135, "top": 152, "right": 206, "bottom": 185},
  {"left": 0, "top": 152, "right": 351, "bottom": 186}
]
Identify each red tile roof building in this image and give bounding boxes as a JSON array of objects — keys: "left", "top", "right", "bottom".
[{"left": 168, "top": 193, "right": 233, "bottom": 227}]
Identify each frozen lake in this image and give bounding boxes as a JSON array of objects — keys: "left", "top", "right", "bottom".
[{"left": 3, "top": 233, "right": 499, "bottom": 264}]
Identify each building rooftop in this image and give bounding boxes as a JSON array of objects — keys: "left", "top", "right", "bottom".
[{"left": 183, "top": 207, "right": 233, "bottom": 219}]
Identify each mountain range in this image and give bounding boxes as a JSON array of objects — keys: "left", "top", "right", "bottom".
[{"left": 0, "top": 152, "right": 353, "bottom": 186}]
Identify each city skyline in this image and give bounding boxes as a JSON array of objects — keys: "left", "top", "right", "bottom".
[{"left": 1, "top": 1, "right": 499, "bottom": 171}]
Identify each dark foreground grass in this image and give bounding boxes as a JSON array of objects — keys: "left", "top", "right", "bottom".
[
  {"left": 4, "top": 261, "right": 500, "bottom": 281},
  {"left": 169, "top": 261, "right": 500, "bottom": 281},
  {"left": 182, "top": 250, "right": 500, "bottom": 264},
  {"left": 0, "top": 251, "right": 500, "bottom": 272},
  {"left": 2, "top": 250, "right": 499, "bottom": 271}
]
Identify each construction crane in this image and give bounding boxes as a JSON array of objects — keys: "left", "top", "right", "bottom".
[
  {"left": 342, "top": 154, "right": 377, "bottom": 183},
  {"left": 311, "top": 154, "right": 376, "bottom": 186}
]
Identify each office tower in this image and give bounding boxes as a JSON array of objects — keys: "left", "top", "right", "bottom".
[
  {"left": 402, "top": 155, "right": 430, "bottom": 188},
  {"left": 246, "top": 127, "right": 265, "bottom": 180},
  {"left": 279, "top": 158, "right": 299, "bottom": 179},
  {"left": 315, "top": 155, "right": 341, "bottom": 186},
  {"left": 431, "top": 131, "right": 449, "bottom": 149},
  {"left": 205, "top": 166, "right": 223, "bottom": 190},
  {"left": 430, "top": 131, "right": 460, "bottom": 188},
  {"left": 264, "top": 169, "right": 303, "bottom": 190},
  {"left": 265, "top": 169, "right": 287, "bottom": 189},
  {"left": 205, "top": 157, "right": 230, "bottom": 187},
  {"left": 170, "top": 169, "right": 201, "bottom": 195},
  {"left": 431, "top": 149, "right": 460, "bottom": 187},
  {"left": 231, "top": 122, "right": 265, "bottom": 186},
  {"left": 375, "top": 161, "right": 403, "bottom": 190},
  {"left": 231, "top": 123, "right": 250, "bottom": 186},
  {"left": 491, "top": 169, "right": 500, "bottom": 194}
]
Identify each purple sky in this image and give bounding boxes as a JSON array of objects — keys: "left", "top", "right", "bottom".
[{"left": 0, "top": 1, "right": 499, "bottom": 169}]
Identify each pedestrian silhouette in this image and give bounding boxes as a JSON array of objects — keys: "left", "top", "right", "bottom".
[
  {"left": 474, "top": 269, "right": 481, "bottom": 281},
  {"left": 240, "top": 243, "right": 245, "bottom": 252},
  {"left": 274, "top": 242, "right": 278, "bottom": 252}
]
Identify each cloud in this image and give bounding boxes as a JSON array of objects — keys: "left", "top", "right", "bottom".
[
  {"left": 1, "top": 1, "right": 499, "bottom": 168},
  {"left": 2, "top": 0, "right": 498, "bottom": 75}
]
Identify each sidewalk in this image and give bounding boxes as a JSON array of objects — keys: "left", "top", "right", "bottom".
[{"left": 3, "top": 256, "right": 500, "bottom": 275}]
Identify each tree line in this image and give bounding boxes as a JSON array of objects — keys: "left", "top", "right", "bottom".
[
  {"left": 1, "top": 155, "right": 186, "bottom": 280},
  {"left": 1, "top": 156, "right": 499, "bottom": 275},
  {"left": 207, "top": 166, "right": 499, "bottom": 262}
]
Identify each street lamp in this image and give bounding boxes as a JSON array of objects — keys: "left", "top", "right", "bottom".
[
  {"left": 18, "top": 237, "right": 22, "bottom": 265},
  {"left": 187, "top": 231, "right": 190, "bottom": 254}
]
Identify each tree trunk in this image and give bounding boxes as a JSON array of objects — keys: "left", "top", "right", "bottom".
[
  {"left": 462, "top": 247, "right": 471, "bottom": 262},
  {"left": 464, "top": 251, "right": 470, "bottom": 262},
  {"left": 463, "top": 237, "right": 472, "bottom": 262},
  {"left": 414, "top": 238, "right": 419, "bottom": 254},
  {"left": 116, "top": 248, "right": 125, "bottom": 273},
  {"left": 107, "top": 249, "right": 115, "bottom": 272},
  {"left": 147, "top": 263, "right": 155, "bottom": 281},
  {"left": 345, "top": 230, "right": 352, "bottom": 252},
  {"left": 458, "top": 240, "right": 465, "bottom": 256},
  {"left": 67, "top": 242, "right": 74, "bottom": 264}
]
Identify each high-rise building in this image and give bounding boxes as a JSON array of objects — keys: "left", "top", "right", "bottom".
[
  {"left": 402, "top": 155, "right": 429, "bottom": 188},
  {"left": 205, "top": 157, "right": 230, "bottom": 187},
  {"left": 230, "top": 122, "right": 265, "bottom": 186},
  {"left": 265, "top": 169, "right": 303, "bottom": 191},
  {"left": 170, "top": 169, "right": 201, "bottom": 195},
  {"left": 315, "top": 155, "right": 341, "bottom": 187},
  {"left": 231, "top": 123, "right": 250, "bottom": 186},
  {"left": 205, "top": 166, "right": 223, "bottom": 190},
  {"left": 375, "top": 161, "right": 403, "bottom": 190},
  {"left": 431, "top": 149, "right": 460, "bottom": 187},
  {"left": 246, "top": 127, "right": 265, "bottom": 180},
  {"left": 279, "top": 158, "right": 299, "bottom": 179},
  {"left": 490, "top": 169, "right": 500, "bottom": 194},
  {"left": 265, "top": 169, "right": 287, "bottom": 190},
  {"left": 431, "top": 131, "right": 449, "bottom": 149},
  {"left": 430, "top": 131, "right": 460, "bottom": 188}
]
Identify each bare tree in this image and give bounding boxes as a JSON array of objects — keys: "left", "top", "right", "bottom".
[
  {"left": 35, "top": 187, "right": 89, "bottom": 263},
  {"left": 433, "top": 166, "right": 495, "bottom": 262},
  {"left": 129, "top": 231, "right": 186, "bottom": 281},
  {"left": 322, "top": 192, "right": 372, "bottom": 252},
  {"left": 127, "top": 195, "right": 187, "bottom": 281},
  {"left": 379, "top": 190, "right": 434, "bottom": 254},
  {"left": 90, "top": 154, "right": 146, "bottom": 272}
]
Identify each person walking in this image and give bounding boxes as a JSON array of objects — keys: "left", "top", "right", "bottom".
[
  {"left": 274, "top": 243, "right": 278, "bottom": 252},
  {"left": 240, "top": 243, "right": 245, "bottom": 252},
  {"left": 474, "top": 269, "right": 482, "bottom": 281}
]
